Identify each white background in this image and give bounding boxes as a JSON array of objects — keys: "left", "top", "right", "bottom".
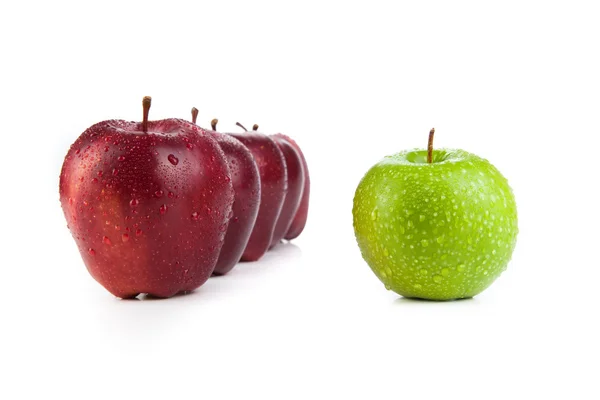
[{"left": 1, "top": 0, "right": 599, "bottom": 398}]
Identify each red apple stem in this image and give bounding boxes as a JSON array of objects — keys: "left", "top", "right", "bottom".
[
  {"left": 211, "top": 119, "right": 218, "bottom": 131},
  {"left": 427, "top": 127, "right": 435, "bottom": 164},
  {"left": 142, "top": 96, "right": 152, "bottom": 133},
  {"left": 252, "top": 124, "right": 259, "bottom": 131},
  {"left": 236, "top": 122, "right": 248, "bottom": 132},
  {"left": 191, "top": 107, "right": 199, "bottom": 124}
]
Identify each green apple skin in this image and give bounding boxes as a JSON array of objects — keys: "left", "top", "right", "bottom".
[{"left": 353, "top": 149, "right": 518, "bottom": 300}]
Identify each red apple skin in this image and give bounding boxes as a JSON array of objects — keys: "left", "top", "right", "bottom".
[
  {"left": 59, "top": 119, "right": 234, "bottom": 298},
  {"left": 274, "top": 134, "right": 310, "bottom": 240},
  {"left": 228, "top": 132, "right": 287, "bottom": 261},
  {"left": 269, "top": 136, "right": 305, "bottom": 248},
  {"left": 205, "top": 130, "right": 261, "bottom": 275}
]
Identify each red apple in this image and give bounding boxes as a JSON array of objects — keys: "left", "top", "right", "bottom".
[
  {"left": 190, "top": 109, "right": 261, "bottom": 275},
  {"left": 59, "top": 97, "right": 234, "bottom": 298},
  {"left": 230, "top": 123, "right": 287, "bottom": 261},
  {"left": 269, "top": 131, "right": 305, "bottom": 248},
  {"left": 277, "top": 134, "right": 310, "bottom": 240}
]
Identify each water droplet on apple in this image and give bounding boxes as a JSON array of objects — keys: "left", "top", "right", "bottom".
[
  {"left": 136, "top": 228, "right": 143, "bottom": 236},
  {"left": 413, "top": 283, "right": 422, "bottom": 290},
  {"left": 88, "top": 248, "right": 96, "bottom": 256},
  {"left": 103, "top": 236, "right": 112, "bottom": 245},
  {"left": 168, "top": 191, "right": 175, "bottom": 198},
  {"left": 421, "top": 239, "right": 429, "bottom": 247},
  {"left": 155, "top": 190, "right": 164, "bottom": 197},
  {"left": 118, "top": 156, "right": 126, "bottom": 161},
  {"left": 122, "top": 233, "right": 130, "bottom": 242},
  {"left": 191, "top": 212, "right": 199, "bottom": 221},
  {"left": 420, "top": 269, "right": 428, "bottom": 276},
  {"left": 92, "top": 177, "right": 98, "bottom": 183},
  {"left": 130, "top": 198, "right": 139, "bottom": 207},
  {"left": 371, "top": 208, "right": 378, "bottom": 221},
  {"left": 441, "top": 268, "right": 450, "bottom": 277},
  {"left": 112, "top": 168, "right": 118, "bottom": 176},
  {"left": 433, "top": 275, "right": 443, "bottom": 283},
  {"left": 419, "top": 215, "right": 426, "bottom": 222},
  {"left": 159, "top": 204, "right": 168, "bottom": 215},
  {"left": 457, "top": 264, "right": 466, "bottom": 272},
  {"left": 168, "top": 154, "right": 179, "bottom": 165},
  {"left": 186, "top": 143, "right": 193, "bottom": 150}
]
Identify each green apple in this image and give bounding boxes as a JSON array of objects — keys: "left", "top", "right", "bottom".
[{"left": 352, "top": 132, "right": 518, "bottom": 300}]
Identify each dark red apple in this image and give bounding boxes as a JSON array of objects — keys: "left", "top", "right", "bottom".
[
  {"left": 59, "top": 97, "right": 234, "bottom": 298},
  {"left": 268, "top": 130, "right": 305, "bottom": 248},
  {"left": 190, "top": 109, "right": 260, "bottom": 275},
  {"left": 229, "top": 123, "right": 287, "bottom": 261},
  {"left": 276, "top": 134, "right": 310, "bottom": 240}
]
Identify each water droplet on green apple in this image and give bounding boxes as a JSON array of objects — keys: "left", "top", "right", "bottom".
[
  {"left": 441, "top": 268, "right": 450, "bottom": 277},
  {"left": 371, "top": 208, "right": 378, "bottom": 221},
  {"left": 433, "top": 275, "right": 443, "bottom": 283},
  {"left": 421, "top": 239, "right": 429, "bottom": 247},
  {"left": 413, "top": 283, "right": 422, "bottom": 290},
  {"left": 420, "top": 269, "right": 428, "bottom": 276}
]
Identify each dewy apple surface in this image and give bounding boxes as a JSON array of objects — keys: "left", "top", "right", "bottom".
[
  {"left": 191, "top": 110, "right": 261, "bottom": 276},
  {"left": 59, "top": 97, "right": 234, "bottom": 298},
  {"left": 229, "top": 123, "right": 288, "bottom": 262},
  {"left": 269, "top": 132, "right": 305, "bottom": 248},
  {"left": 353, "top": 129, "right": 518, "bottom": 301}
]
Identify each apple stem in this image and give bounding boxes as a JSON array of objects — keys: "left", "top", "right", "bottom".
[
  {"left": 252, "top": 124, "right": 259, "bottom": 131},
  {"left": 236, "top": 122, "right": 248, "bottom": 132},
  {"left": 191, "top": 107, "right": 199, "bottom": 124},
  {"left": 427, "top": 127, "right": 435, "bottom": 164},
  {"left": 142, "top": 96, "right": 152, "bottom": 133},
  {"left": 211, "top": 119, "right": 218, "bottom": 131}
]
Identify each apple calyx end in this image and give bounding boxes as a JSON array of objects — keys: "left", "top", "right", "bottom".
[{"left": 252, "top": 124, "right": 259, "bottom": 131}]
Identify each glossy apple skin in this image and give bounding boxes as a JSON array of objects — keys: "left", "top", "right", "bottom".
[
  {"left": 205, "top": 130, "right": 261, "bottom": 275},
  {"left": 229, "top": 132, "right": 287, "bottom": 261},
  {"left": 353, "top": 149, "right": 518, "bottom": 300},
  {"left": 269, "top": 135, "right": 304, "bottom": 248},
  {"left": 59, "top": 119, "right": 234, "bottom": 298},
  {"left": 275, "top": 134, "right": 310, "bottom": 240}
]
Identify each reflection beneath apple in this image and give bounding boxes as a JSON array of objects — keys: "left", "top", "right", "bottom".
[{"left": 394, "top": 296, "right": 476, "bottom": 305}]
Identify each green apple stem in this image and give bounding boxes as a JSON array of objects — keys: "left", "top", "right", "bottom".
[
  {"left": 236, "top": 122, "right": 248, "bottom": 132},
  {"left": 252, "top": 124, "right": 259, "bottom": 131},
  {"left": 211, "top": 119, "right": 218, "bottom": 131},
  {"left": 191, "top": 107, "right": 199, "bottom": 124},
  {"left": 427, "top": 127, "right": 435, "bottom": 164},
  {"left": 142, "top": 96, "right": 151, "bottom": 133}
]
